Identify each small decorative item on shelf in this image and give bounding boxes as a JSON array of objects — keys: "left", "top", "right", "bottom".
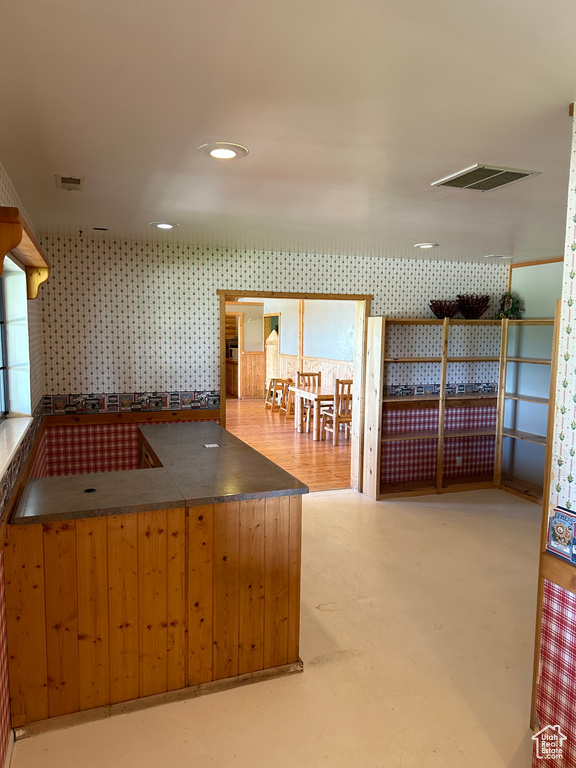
[
  {"left": 456, "top": 294, "right": 490, "bottom": 319},
  {"left": 429, "top": 299, "right": 459, "bottom": 318},
  {"left": 498, "top": 291, "right": 522, "bottom": 319}
]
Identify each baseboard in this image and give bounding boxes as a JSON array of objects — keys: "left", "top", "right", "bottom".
[{"left": 14, "top": 659, "right": 304, "bottom": 740}]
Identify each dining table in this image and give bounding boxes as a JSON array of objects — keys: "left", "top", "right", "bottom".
[{"left": 288, "top": 384, "right": 335, "bottom": 441}]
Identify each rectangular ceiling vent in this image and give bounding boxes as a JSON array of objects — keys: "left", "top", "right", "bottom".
[
  {"left": 431, "top": 164, "right": 539, "bottom": 192},
  {"left": 55, "top": 174, "right": 85, "bottom": 192}
]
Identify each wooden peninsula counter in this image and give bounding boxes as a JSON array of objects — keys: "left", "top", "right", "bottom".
[{"left": 5, "top": 423, "right": 307, "bottom": 727}]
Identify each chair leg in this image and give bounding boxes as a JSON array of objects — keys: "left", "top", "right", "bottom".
[
  {"left": 333, "top": 417, "right": 339, "bottom": 446},
  {"left": 264, "top": 380, "right": 273, "bottom": 409}
]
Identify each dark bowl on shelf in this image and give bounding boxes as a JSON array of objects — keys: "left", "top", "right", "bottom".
[
  {"left": 430, "top": 300, "right": 459, "bottom": 319},
  {"left": 456, "top": 294, "right": 490, "bottom": 319}
]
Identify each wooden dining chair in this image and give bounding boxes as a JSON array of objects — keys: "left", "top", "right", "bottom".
[
  {"left": 321, "top": 379, "right": 353, "bottom": 445},
  {"left": 278, "top": 378, "right": 295, "bottom": 417},
  {"left": 296, "top": 371, "right": 321, "bottom": 432},
  {"left": 265, "top": 378, "right": 292, "bottom": 412},
  {"left": 297, "top": 371, "right": 321, "bottom": 388}
]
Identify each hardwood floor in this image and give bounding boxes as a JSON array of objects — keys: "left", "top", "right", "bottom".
[{"left": 224, "top": 398, "right": 351, "bottom": 492}]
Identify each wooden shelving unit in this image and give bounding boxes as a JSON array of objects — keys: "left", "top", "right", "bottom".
[
  {"left": 496, "top": 316, "right": 557, "bottom": 502},
  {"left": 363, "top": 314, "right": 558, "bottom": 501}
]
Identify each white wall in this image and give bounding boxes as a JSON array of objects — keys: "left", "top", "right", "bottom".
[
  {"left": 303, "top": 300, "right": 355, "bottom": 361},
  {"left": 262, "top": 298, "right": 299, "bottom": 356},
  {"left": 228, "top": 302, "right": 264, "bottom": 352}
]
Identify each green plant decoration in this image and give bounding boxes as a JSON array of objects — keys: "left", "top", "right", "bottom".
[
  {"left": 498, "top": 292, "right": 522, "bottom": 319},
  {"left": 556, "top": 483, "right": 563, "bottom": 493},
  {"left": 567, "top": 501, "right": 572, "bottom": 510}
]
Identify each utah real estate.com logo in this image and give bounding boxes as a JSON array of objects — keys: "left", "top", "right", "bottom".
[{"left": 532, "top": 725, "right": 568, "bottom": 760}]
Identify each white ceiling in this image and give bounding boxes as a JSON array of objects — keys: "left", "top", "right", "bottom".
[{"left": 1, "top": 0, "right": 576, "bottom": 262}]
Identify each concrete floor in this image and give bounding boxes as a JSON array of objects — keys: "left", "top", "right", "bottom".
[{"left": 11, "top": 489, "right": 540, "bottom": 768}]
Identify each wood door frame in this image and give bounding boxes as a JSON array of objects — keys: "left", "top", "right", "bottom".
[
  {"left": 225, "top": 311, "right": 244, "bottom": 399},
  {"left": 264, "top": 312, "right": 281, "bottom": 344},
  {"left": 218, "top": 290, "right": 372, "bottom": 492}
]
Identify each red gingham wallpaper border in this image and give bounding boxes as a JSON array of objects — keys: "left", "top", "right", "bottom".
[{"left": 534, "top": 580, "right": 576, "bottom": 768}]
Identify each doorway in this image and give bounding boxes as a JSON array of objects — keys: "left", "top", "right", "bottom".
[{"left": 218, "top": 290, "right": 372, "bottom": 492}]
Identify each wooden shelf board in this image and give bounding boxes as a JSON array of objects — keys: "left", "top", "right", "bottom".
[
  {"left": 448, "top": 319, "right": 502, "bottom": 325},
  {"left": 500, "top": 475, "right": 543, "bottom": 500},
  {"left": 387, "top": 319, "right": 444, "bottom": 325},
  {"left": 444, "top": 428, "right": 496, "bottom": 438},
  {"left": 506, "top": 357, "right": 551, "bottom": 365},
  {"left": 508, "top": 319, "right": 554, "bottom": 326},
  {"left": 504, "top": 392, "right": 548, "bottom": 404},
  {"left": 446, "top": 393, "right": 497, "bottom": 401},
  {"left": 447, "top": 356, "right": 500, "bottom": 363},
  {"left": 386, "top": 319, "right": 502, "bottom": 326},
  {"left": 442, "top": 475, "right": 494, "bottom": 488},
  {"left": 381, "top": 394, "right": 440, "bottom": 403},
  {"left": 379, "top": 479, "right": 437, "bottom": 495},
  {"left": 381, "top": 431, "right": 439, "bottom": 442},
  {"left": 502, "top": 428, "right": 546, "bottom": 445},
  {"left": 384, "top": 357, "right": 442, "bottom": 363}
]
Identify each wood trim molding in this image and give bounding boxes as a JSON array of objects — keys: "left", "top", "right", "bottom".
[
  {"left": 1, "top": 419, "right": 47, "bottom": 531},
  {"left": 0, "top": 208, "right": 51, "bottom": 299},
  {"left": 541, "top": 552, "right": 576, "bottom": 597},
  {"left": 45, "top": 410, "right": 221, "bottom": 426},
  {"left": 509, "top": 257, "right": 564, "bottom": 270},
  {"left": 218, "top": 289, "right": 373, "bottom": 301}
]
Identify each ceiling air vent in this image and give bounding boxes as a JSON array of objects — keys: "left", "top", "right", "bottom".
[
  {"left": 431, "top": 164, "right": 539, "bottom": 192},
  {"left": 55, "top": 174, "right": 85, "bottom": 192}
]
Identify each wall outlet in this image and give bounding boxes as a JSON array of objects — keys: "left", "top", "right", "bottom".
[{"left": 456, "top": 456, "right": 463, "bottom": 467}]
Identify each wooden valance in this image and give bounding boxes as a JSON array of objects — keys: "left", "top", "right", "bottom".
[{"left": 0, "top": 207, "right": 50, "bottom": 299}]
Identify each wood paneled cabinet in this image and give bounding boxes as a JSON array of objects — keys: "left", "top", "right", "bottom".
[
  {"left": 363, "top": 315, "right": 557, "bottom": 502},
  {"left": 226, "top": 359, "right": 239, "bottom": 396}
]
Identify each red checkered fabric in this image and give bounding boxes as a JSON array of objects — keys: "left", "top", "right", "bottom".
[
  {"left": 383, "top": 408, "right": 439, "bottom": 433},
  {"left": 534, "top": 580, "right": 576, "bottom": 768},
  {"left": 381, "top": 406, "right": 497, "bottom": 484},
  {"left": 28, "top": 430, "right": 47, "bottom": 479},
  {"left": 443, "top": 436, "right": 495, "bottom": 478},
  {"left": 445, "top": 406, "right": 496, "bottom": 430},
  {"left": 0, "top": 552, "right": 11, "bottom": 763},
  {"left": 44, "top": 419, "right": 220, "bottom": 476},
  {"left": 45, "top": 424, "right": 141, "bottom": 475},
  {"left": 381, "top": 439, "right": 438, "bottom": 485}
]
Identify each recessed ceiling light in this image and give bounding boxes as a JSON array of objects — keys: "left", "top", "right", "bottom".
[
  {"left": 149, "top": 221, "right": 179, "bottom": 230},
  {"left": 198, "top": 142, "right": 249, "bottom": 160},
  {"left": 484, "top": 254, "right": 513, "bottom": 259},
  {"left": 414, "top": 243, "right": 438, "bottom": 249}
]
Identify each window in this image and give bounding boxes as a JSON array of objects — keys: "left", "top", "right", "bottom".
[
  {"left": 0, "top": 280, "right": 8, "bottom": 419},
  {"left": 2, "top": 257, "right": 31, "bottom": 417}
]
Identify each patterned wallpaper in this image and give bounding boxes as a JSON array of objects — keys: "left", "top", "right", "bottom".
[
  {"left": 548, "top": 118, "right": 576, "bottom": 513},
  {"left": 385, "top": 323, "right": 500, "bottom": 387},
  {"left": 39, "top": 235, "right": 508, "bottom": 395}
]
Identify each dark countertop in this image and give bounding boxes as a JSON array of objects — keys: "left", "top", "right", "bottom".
[
  {"left": 14, "top": 467, "right": 184, "bottom": 524},
  {"left": 14, "top": 423, "right": 308, "bottom": 525},
  {"left": 139, "top": 422, "right": 308, "bottom": 506}
]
